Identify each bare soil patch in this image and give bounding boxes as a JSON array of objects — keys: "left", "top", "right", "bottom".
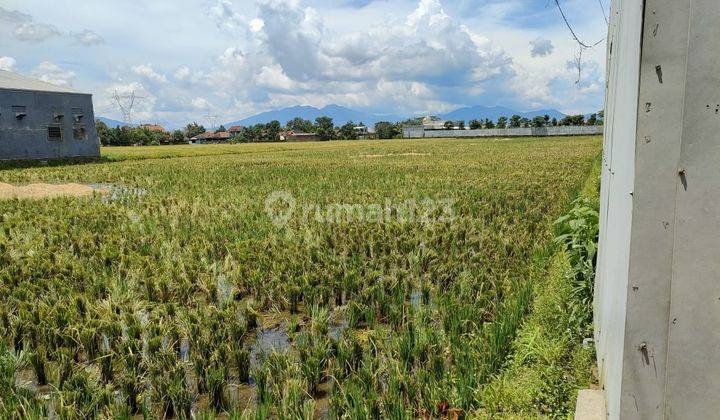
[
  {"left": 0, "top": 182, "right": 108, "bottom": 200},
  {"left": 361, "top": 152, "right": 431, "bottom": 158}
]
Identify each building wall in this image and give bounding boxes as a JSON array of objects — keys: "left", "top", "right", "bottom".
[
  {"left": 0, "top": 89, "right": 99, "bottom": 160},
  {"left": 402, "top": 125, "right": 603, "bottom": 138},
  {"left": 594, "top": 0, "right": 643, "bottom": 418},
  {"left": 597, "top": 1, "right": 720, "bottom": 418}
]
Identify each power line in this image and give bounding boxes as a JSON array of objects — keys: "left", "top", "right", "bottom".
[
  {"left": 553, "top": 0, "right": 605, "bottom": 49},
  {"left": 597, "top": 0, "right": 609, "bottom": 25}
]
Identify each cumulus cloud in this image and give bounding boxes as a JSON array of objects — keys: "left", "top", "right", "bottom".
[
  {"left": 57, "top": 0, "right": 602, "bottom": 127},
  {"left": 255, "top": 0, "right": 324, "bottom": 81},
  {"left": 174, "top": 66, "right": 191, "bottom": 81},
  {"left": 192, "top": 97, "right": 213, "bottom": 110},
  {"left": 132, "top": 64, "right": 168, "bottom": 83},
  {"left": 0, "top": 7, "right": 60, "bottom": 42},
  {"left": 208, "top": 0, "right": 246, "bottom": 31},
  {"left": 31, "top": 62, "right": 76, "bottom": 86},
  {"left": 0, "top": 56, "right": 17, "bottom": 71},
  {"left": 530, "top": 37, "right": 554, "bottom": 57},
  {"left": 74, "top": 29, "right": 104, "bottom": 46}
]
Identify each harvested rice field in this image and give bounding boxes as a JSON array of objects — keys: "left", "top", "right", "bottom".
[{"left": 0, "top": 136, "right": 601, "bottom": 418}]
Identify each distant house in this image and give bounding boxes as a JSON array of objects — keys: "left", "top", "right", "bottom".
[
  {"left": 138, "top": 124, "right": 166, "bottom": 133},
  {"left": 422, "top": 116, "right": 447, "bottom": 130},
  {"left": 228, "top": 125, "right": 244, "bottom": 138},
  {"left": 281, "top": 131, "right": 319, "bottom": 142},
  {"left": 354, "top": 125, "right": 371, "bottom": 139},
  {"left": 189, "top": 131, "right": 231, "bottom": 144}
]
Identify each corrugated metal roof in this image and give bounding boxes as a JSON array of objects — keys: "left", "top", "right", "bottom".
[{"left": 0, "top": 70, "right": 84, "bottom": 94}]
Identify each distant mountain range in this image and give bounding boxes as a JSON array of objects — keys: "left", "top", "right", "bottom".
[
  {"left": 224, "top": 105, "right": 403, "bottom": 128},
  {"left": 96, "top": 117, "right": 133, "bottom": 128},
  {"left": 223, "top": 104, "right": 567, "bottom": 128}
]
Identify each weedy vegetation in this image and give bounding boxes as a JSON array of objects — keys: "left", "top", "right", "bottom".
[{"left": 0, "top": 136, "right": 601, "bottom": 418}]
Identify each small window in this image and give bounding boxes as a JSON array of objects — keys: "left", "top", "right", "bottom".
[
  {"left": 72, "top": 107, "right": 84, "bottom": 122},
  {"left": 12, "top": 105, "right": 27, "bottom": 120},
  {"left": 48, "top": 125, "right": 63, "bottom": 141},
  {"left": 73, "top": 124, "right": 86, "bottom": 140}
]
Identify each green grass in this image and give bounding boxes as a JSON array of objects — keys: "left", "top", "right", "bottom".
[
  {"left": 0, "top": 136, "right": 601, "bottom": 418},
  {"left": 476, "top": 160, "right": 601, "bottom": 418}
]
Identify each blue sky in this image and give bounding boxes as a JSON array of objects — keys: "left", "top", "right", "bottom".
[{"left": 0, "top": 0, "right": 609, "bottom": 128}]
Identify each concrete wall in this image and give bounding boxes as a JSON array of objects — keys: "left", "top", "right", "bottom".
[
  {"left": 596, "top": 1, "right": 720, "bottom": 418},
  {"left": 403, "top": 125, "right": 603, "bottom": 138},
  {"left": 0, "top": 89, "right": 99, "bottom": 160}
]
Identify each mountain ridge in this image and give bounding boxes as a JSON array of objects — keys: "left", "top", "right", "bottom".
[{"left": 222, "top": 104, "right": 567, "bottom": 127}]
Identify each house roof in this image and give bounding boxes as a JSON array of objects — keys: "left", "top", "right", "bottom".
[
  {"left": 228, "top": 125, "right": 244, "bottom": 132},
  {"left": 0, "top": 69, "right": 84, "bottom": 94},
  {"left": 286, "top": 131, "right": 317, "bottom": 137},
  {"left": 138, "top": 124, "right": 166, "bottom": 133},
  {"left": 191, "top": 131, "right": 231, "bottom": 140}
]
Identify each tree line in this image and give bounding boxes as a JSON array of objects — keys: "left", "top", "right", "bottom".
[
  {"left": 96, "top": 110, "right": 604, "bottom": 145},
  {"left": 441, "top": 111, "right": 603, "bottom": 130},
  {"left": 95, "top": 121, "right": 207, "bottom": 146}
]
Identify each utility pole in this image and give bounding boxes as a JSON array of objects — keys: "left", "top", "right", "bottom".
[
  {"left": 205, "top": 114, "right": 220, "bottom": 131},
  {"left": 113, "top": 90, "right": 144, "bottom": 125}
]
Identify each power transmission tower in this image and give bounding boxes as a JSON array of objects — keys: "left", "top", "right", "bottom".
[
  {"left": 205, "top": 114, "right": 220, "bottom": 131},
  {"left": 113, "top": 90, "right": 144, "bottom": 125}
]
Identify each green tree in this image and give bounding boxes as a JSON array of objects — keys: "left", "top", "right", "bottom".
[
  {"left": 586, "top": 114, "right": 598, "bottom": 125},
  {"left": 443, "top": 121, "right": 454, "bottom": 130},
  {"left": 375, "top": 121, "right": 400, "bottom": 139},
  {"left": 339, "top": 121, "right": 358, "bottom": 140},
  {"left": 509, "top": 115, "right": 522, "bottom": 128},
  {"left": 457, "top": 120, "right": 465, "bottom": 130},
  {"left": 532, "top": 116, "right": 546, "bottom": 127},
  {"left": 265, "top": 120, "right": 282, "bottom": 142},
  {"left": 95, "top": 120, "right": 110, "bottom": 146},
  {"left": 497, "top": 116, "right": 508, "bottom": 129},
  {"left": 484, "top": 118, "right": 495, "bottom": 129},
  {"left": 469, "top": 119, "right": 482, "bottom": 129},
  {"left": 520, "top": 117, "right": 531, "bottom": 128},
  {"left": 286, "top": 117, "right": 315, "bottom": 132},
  {"left": 171, "top": 130, "right": 185, "bottom": 144},
  {"left": 314, "top": 116, "right": 335, "bottom": 141},
  {"left": 217, "top": 125, "right": 227, "bottom": 132},
  {"left": 185, "top": 122, "right": 206, "bottom": 138},
  {"left": 551, "top": 117, "right": 558, "bottom": 126}
]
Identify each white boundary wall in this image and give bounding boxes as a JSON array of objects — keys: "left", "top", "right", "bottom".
[
  {"left": 402, "top": 125, "right": 603, "bottom": 138},
  {"left": 596, "top": 1, "right": 720, "bottom": 418}
]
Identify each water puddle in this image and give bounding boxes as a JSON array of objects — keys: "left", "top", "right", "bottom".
[{"left": 249, "top": 325, "right": 291, "bottom": 369}]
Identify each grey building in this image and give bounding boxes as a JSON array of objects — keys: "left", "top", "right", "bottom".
[{"left": 0, "top": 70, "right": 99, "bottom": 161}]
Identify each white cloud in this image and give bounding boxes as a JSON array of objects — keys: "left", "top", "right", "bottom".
[
  {"left": 4, "top": 0, "right": 604, "bottom": 127},
  {"left": 0, "top": 7, "right": 60, "bottom": 42},
  {"left": 13, "top": 22, "right": 60, "bottom": 42},
  {"left": 192, "top": 97, "right": 213, "bottom": 110},
  {"left": 74, "top": 29, "right": 104, "bottom": 46},
  {"left": 0, "top": 56, "right": 17, "bottom": 71},
  {"left": 208, "top": 0, "right": 246, "bottom": 31},
  {"left": 530, "top": 37, "right": 554, "bottom": 57},
  {"left": 174, "top": 66, "right": 191, "bottom": 81},
  {"left": 249, "top": 18, "right": 265, "bottom": 33},
  {"left": 132, "top": 64, "right": 168, "bottom": 83},
  {"left": 31, "top": 62, "right": 75, "bottom": 86}
]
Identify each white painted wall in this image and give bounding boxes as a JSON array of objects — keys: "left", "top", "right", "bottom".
[{"left": 597, "top": 1, "right": 720, "bottom": 418}]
